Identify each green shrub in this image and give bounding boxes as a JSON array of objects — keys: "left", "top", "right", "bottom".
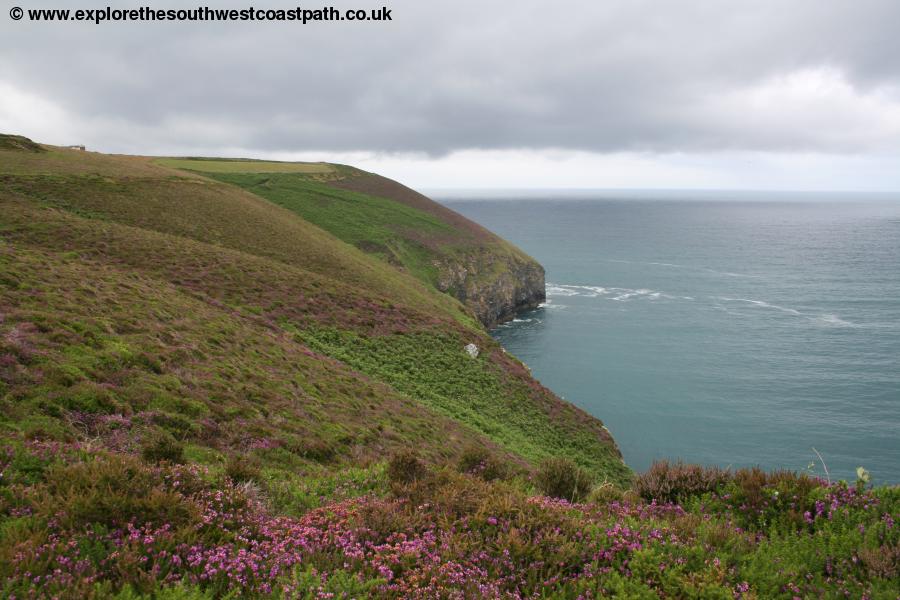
[
  {"left": 106, "top": 580, "right": 224, "bottom": 599},
  {"left": 289, "top": 437, "right": 337, "bottom": 463},
  {"left": 387, "top": 449, "right": 428, "bottom": 485},
  {"left": 287, "top": 566, "right": 385, "bottom": 598},
  {"left": 144, "top": 410, "right": 197, "bottom": 439},
  {"left": 726, "top": 467, "right": 822, "bottom": 530},
  {"left": 457, "top": 445, "right": 509, "bottom": 481},
  {"left": 57, "top": 381, "right": 122, "bottom": 414},
  {"left": 634, "top": 460, "right": 731, "bottom": 503},
  {"left": 587, "top": 481, "right": 628, "bottom": 505},
  {"left": 38, "top": 454, "right": 195, "bottom": 530},
  {"left": 2, "top": 446, "right": 52, "bottom": 485},
  {"left": 140, "top": 429, "right": 184, "bottom": 464},
  {"left": 225, "top": 453, "right": 262, "bottom": 483},
  {"left": 20, "top": 415, "right": 72, "bottom": 442},
  {"left": 535, "top": 457, "right": 593, "bottom": 502}
]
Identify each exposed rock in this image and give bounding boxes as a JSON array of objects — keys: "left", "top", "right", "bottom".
[
  {"left": 464, "top": 343, "right": 479, "bottom": 358},
  {"left": 434, "top": 248, "right": 546, "bottom": 329}
]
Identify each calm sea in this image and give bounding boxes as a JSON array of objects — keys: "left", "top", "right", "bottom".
[{"left": 438, "top": 191, "right": 900, "bottom": 484}]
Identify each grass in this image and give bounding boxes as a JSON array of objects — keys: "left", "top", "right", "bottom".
[
  {"left": 0, "top": 222, "right": 492, "bottom": 468},
  {"left": 168, "top": 161, "right": 545, "bottom": 326},
  {"left": 291, "top": 325, "right": 630, "bottom": 484},
  {"left": 0, "top": 138, "right": 626, "bottom": 482},
  {"left": 155, "top": 158, "right": 334, "bottom": 174},
  {"left": 203, "top": 171, "right": 458, "bottom": 285},
  {"left": 0, "top": 134, "right": 44, "bottom": 153},
  {"left": 0, "top": 170, "right": 470, "bottom": 329}
]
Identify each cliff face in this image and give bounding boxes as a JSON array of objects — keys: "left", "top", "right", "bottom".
[
  {"left": 325, "top": 171, "right": 546, "bottom": 329},
  {"left": 434, "top": 248, "right": 545, "bottom": 328}
]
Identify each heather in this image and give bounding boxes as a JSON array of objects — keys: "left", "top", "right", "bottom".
[
  {"left": 1, "top": 445, "right": 897, "bottom": 598},
  {"left": 1, "top": 141, "right": 621, "bottom": 484},
  {"left": 199, "top": 170, "right": 536, "bottom": 301},
  {"left": 195, "top": 168, "right": 546, "bottom": 328},
  {"left": 1, "top": 138, "right": 897, "bottom": 597}
]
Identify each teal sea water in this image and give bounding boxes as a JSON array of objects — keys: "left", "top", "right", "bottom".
[{"left": 439, "top": 192, "right": 900, "bottom": 484}]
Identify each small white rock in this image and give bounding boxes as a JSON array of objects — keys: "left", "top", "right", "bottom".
[{"left": 464, "top": 343, "right": 479, "bottom": 358}]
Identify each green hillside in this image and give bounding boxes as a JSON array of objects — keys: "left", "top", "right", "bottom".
[
  {"left": 0, "top": 135, "right": 626, "bottom": 478},
  {"left": 2, "top": 136, "right": 896, "bottom": 599},
  {"left": 165, "top": 160, "right": 547, "bottom": 328}
]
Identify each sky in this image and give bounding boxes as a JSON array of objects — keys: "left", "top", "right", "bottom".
[{"left": 2, "top": 0, "right": 900, "bottom": 191}]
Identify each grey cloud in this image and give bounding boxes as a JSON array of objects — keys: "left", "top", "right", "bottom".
[{"left": 2, "top": 0, "right": 900, "bottom": 155}]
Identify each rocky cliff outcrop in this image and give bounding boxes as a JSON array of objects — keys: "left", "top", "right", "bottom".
[{"left": 434, "top": 248, "right": 545, "bottom": 329}]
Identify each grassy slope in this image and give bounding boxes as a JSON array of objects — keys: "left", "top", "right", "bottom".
[
  {"left": 156, "top": 158, "right": 334, "bottom": 174},
  {"left": 190, "top": 167, "right": 540, "bottom": 309},
  {"left": 201, "top": 172, "right": 455, "bottom": 285},
  {"left": 0, "top": 137, "right": 627, "bottom": 483},
  {"left": 0, "top": 148, "right": 471, "bottom": 329}
]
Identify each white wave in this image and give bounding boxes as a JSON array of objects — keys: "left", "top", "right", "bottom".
[
  {"left": 710, "top": 270, "right": 757, "bottom": 278},
  {"left": 717, "top": 297, "right": 802, "bottom": 315},
  {"left": 815, "top": 314, "right": 856, "bottom": 328},
  {"left": 605, "top": 258, "right": 757, "bottom": 278},
  {"left": 546, "top": 285, "right": 581, "bottom": 297},
  {"left": 611, "top": 289, "right": 654, "bottom": 301},
  {"left": 717, "top": 297, "right": 857, "bottom": 327},
  {"left": 547, "top": 283, "right": 692, "bottom": 303}
]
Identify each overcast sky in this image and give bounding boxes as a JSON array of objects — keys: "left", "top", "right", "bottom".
[{"left": 3, "top": 0, "right": 900, "bottom": 190}]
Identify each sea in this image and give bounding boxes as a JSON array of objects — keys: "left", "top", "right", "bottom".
[{"left": 437, "top": 190, "right": 900, "bottom": 485}]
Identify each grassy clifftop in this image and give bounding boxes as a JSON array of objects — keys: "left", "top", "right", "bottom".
[{"left": 160, "top": 158, "right": 546, "bottom": 328}]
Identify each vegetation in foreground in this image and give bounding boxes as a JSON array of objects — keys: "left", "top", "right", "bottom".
[{"left": 1, "top": 446, "right": 897, "bottom": 599}]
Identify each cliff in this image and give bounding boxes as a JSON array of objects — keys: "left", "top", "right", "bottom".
[
  {"left": 194, "top": 165, "right": 546, "bottom": 329},
  {"left": 327, "top": 172, "right": 546, "bottom": 328},
  {"left": 432, "top": 245, "right": 545, "bottom": 327}
]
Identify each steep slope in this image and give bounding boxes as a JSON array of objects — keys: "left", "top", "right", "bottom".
[
  {"left": 0, "top": 147, "right": 472, "bottom": 329},
  {"left": 0, "top": 135, "right": 627, "bottom": 483},
  {"left": 162, "top": 159, "right": 545, "bottom": 327},
  {"left": 327, "top": 170, "right": 546, "bottom": 326}
]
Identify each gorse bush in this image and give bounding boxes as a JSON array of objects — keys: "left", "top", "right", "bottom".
[
  {"left": 140, "top": 429, "right": 185, "bottom": 464},
  {"left": 722, "top": 467, "right": 825, "bottom": 531},
  {"left": 387, "top": 449, "right": 428, "bottom": 485},
  {"left": 633, "top": 460, "right": 731, "bottom": 503},
  {"left": 457, "top": 445, "right": 510, "bottom": 481},
  {"left": 225, "top": 453, "right": 262, "bottom": 483},
  {"left": 535, "top": 457, "right": 593, "bottom": 502},
  {"left": 25, "top": 453, "right": 198, "bottom": 531}
]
